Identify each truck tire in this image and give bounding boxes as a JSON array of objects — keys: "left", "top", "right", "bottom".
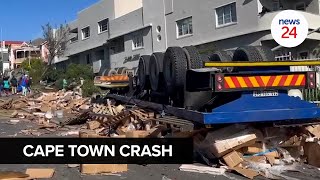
[
  {"left": 232, "top": 46, "right": 265, "bottom": 62},
  {"left": 210, "top": 51, "right": 233, "bottom": 72},
  {"left": 103, "top": 69, "right": 117, "bottom": 76},
  {"left": 138, "top": 55, "right": 151, "bottom": 90},
  {"left": 254, "top": 46, "right": 275, "bottom": 61},
  {"left": 163, "top": 47, "right": 188, "bottom": 94},
  {"left": 149, "top": 52, "right": 164, "bottom": 91},
  {"left": 183, "top": 46, "right": 203, "bottom": 69},
  {"left": 117, "top": 67, "right": 128, "bottom": 75}
]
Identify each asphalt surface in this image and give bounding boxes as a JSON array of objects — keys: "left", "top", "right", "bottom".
[
  {"left": 0, "top": 113, "right": 320, "bottom": 180},
  {"left": 0, "top": 115, "right": 243, "bottom": 180}
]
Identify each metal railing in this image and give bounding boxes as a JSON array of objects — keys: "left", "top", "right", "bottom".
[{"left": 277, "top": 54, "right": 320, "bottom": 105}]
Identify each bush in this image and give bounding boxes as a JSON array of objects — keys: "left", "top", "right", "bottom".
[
  {"left": 81, "top": 79, "right": 101, "bottom": 97},
  {"left": 43, "top": 67, "right": 64, "bottom": 83},
  {"left": 65, "top": 64, "right": 93, "bottom": 80},
  {"left": 21, "top": 59, "right": 46, "bottom": 84}
]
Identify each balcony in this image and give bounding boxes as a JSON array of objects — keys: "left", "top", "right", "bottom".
[{"left": 257, "top": 11, "right": 320, "bottom": 32}]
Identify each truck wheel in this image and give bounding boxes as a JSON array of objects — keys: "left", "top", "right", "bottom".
[
  {"left": 138, "top": 55, "right": 151, "bottom": 90},
  {"left": 106, "top": 69, "right": 117, "bottom": 76},
  {"left": 183, "top": 46, "right": 203, "bottom": 69},
  {"left": 210, "top": 51, "right": 233, "bottom": 72},
  {"left": 232, "top": 46, "right": 265, "bottom": 62},
  {"left": 254, "top": 46, "right": 275, "bottom": 61},
  {"left": 117, "top": 67, "right": 128, "bottom": 75},
  {"left": 163, "top": 47, "right": 188, "bottom": 94},
  {"left": 149, "top": 52, "right": 164, "bottom": 91}
]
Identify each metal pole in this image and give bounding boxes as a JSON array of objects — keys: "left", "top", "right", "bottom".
[{"left": 271, "top": 27, "right": 320, "bottom": 52}]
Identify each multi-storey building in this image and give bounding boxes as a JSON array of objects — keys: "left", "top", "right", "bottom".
[{"left": 55, "top": 0, "right": 320, "bottom": 75}]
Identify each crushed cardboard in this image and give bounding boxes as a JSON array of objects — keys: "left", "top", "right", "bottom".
[{"left": 25, "top": 168, "right": 55, "bottom": 179}]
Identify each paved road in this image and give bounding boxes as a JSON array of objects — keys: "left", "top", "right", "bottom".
[
  {"left": 1, "top": 117, "right": 320, "bottom": 180},
  {"left": 0, "top": 117, "right": 243, "bottom": 180}
]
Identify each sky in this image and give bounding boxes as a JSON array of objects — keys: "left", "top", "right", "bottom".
[{"left": 0, "top": 0, "right": 99, "bottom": 42}]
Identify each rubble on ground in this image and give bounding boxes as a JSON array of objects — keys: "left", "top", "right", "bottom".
[{"left": 6, "top": 91, "right": 320, "bottom": 178}]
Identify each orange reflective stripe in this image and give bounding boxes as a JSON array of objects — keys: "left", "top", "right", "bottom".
[
  {"left": 225, "top": 77, "right": 236, "bottom": 88},
  {"left": 248, "top": 77, "right": 259, "bottom": 87},
  {"left": 236, "top": 77, "right": 247, "bottom": 88},
  {"left": 284, "top": 75, "right": 294, "bottom": 86},
  {"left": 261, "top": 76, "right": 271, "bottom": 86},
  {"left": 296, "top": 75, "right": 305, "bottom": 86},
  {"left": 272, "top": 76, "right": 282, "bottom": 87}
]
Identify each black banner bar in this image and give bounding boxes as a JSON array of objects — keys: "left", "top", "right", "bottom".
[{"left": 0, "top": 138, "right": 193, "bottom": 164}]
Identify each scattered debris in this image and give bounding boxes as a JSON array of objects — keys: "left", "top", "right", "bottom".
[{"left": 179, "top": 164, "right": 226, "bottom": 176}]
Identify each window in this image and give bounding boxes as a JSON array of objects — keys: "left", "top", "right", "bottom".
[
  {"left": 70, "top": 36, "right": 78, "bottom": 43},
  {"left": 110, "top": 37, "right": 125, "bottom": 55},
  {"left": 272, "top": 0, "right": 280, "bottom": 11},
  {"left": 296, "top": 3, "right": 306, "bottom": 11},
  {"left": 216, "top": 3, "right": 237, "bottom": 27},
  {"left": 81, "top": 27, "right": 90, "bottom": 40},
  {"left": 98, "top": 19, "right": 108, "bottom": 33},
  {"left": 176, "top": 17, "right": 193, "bottom": 38},
  {"left": 132, "top": 34, "right": 144, "bottom": 50}
]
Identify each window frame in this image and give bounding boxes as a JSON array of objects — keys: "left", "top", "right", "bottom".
[
  {"left": 132, "top": 33, "right": 144, "bottom": 50},
  {"left": 81, "top": 26, "right": 90, "bottom": 40},
  {"left": 295, "top": 2, "right": 306, "bottom": 11},
  {"left": 98, "top": 19, "right": 109, "bottom": 34},
  {"left": 272, "top": 0, "right": 280, "bottom": 11},
  {"left": 215, "top": 2, "right": 237, "bottom": 28},
  {"left": 176, "top": 16, "right": 193, "bottom": 39}
]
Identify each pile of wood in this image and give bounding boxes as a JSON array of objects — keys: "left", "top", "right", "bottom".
[
  {"left": 10, "top": 91, "right": 91, "bottom": 123},
  {"left": 193, "top": 124, "right": 320, "bottom": 179}
]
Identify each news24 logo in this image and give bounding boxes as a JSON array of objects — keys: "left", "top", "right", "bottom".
[{"left": 271, "top": 10, "right": 309, "bottom": 48}]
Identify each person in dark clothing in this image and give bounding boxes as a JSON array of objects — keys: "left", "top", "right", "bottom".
[{"left": 10, "top": 76, "right": 18, "bottom": 94}]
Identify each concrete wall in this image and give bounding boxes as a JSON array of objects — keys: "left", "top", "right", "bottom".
[
  {"left": 109, "top": 8, "right": 144, "bottom": 38},
  {"left": 143, "top": 0, "right": 167, "bottom": 53},
  {"left": 65, "top": 0, "right": 115, "bottom": 57},
  {"left": 164, "top": 0, "right": 260, "bottom": 47},
  {"left": 114, "top": 0, "right": 143, "bottom": 18},
  {"left": 110, "top": 27, "right": 153, "bottom": 69}
]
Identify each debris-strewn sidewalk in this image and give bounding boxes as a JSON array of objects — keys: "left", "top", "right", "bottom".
[{"left": 2, "top": 90, "right": 320, "bottom": 179}]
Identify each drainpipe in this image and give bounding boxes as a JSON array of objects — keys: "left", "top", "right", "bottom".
[{"left": 163, "top": 0, "right": 168, "bottom": 49}]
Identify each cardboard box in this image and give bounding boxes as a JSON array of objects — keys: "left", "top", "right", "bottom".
[
  {"left": 208, "top": 130, "right": 258, "bottom": 157},
  {"left": 243, "top": 143, "right": 263, "bottom": 154},
  {"left": 79, "top": 131, "right": 127, "bottom": 174},
  {"left": 223, "top": 151, "right": 244, "bottom": 168},
  {"left": 80, "top": 164, "right": 127, "bottom": 174},
  {"left": 25, "top": 168, "right": 55, "bottom": 179}
]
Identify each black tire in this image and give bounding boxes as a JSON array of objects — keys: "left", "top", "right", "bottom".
[
  {"left": 117, "top": 67, "right": 128, "bottom": 75},
  {"left": 149, "top": 52, "right": 164, "bottom": 91},
  {"left": 232, "top": 46, "right": 266, "bottom": 62},
  {"left": 103, "top": 69, "right": 117, "bottom": 76},
  {"left": 163, "top": 47, "right": 188, "bottom": 94},
  {"left": 183, "top": 46, "right": 203, "bottom": 69},
  {"left": 254, "top": 46, "right": 275, "bottom": 61},
  {"left": 210, "top": 51, "right": 233, "bottom": 72},
  {"left": 138, "top": 55, "right": 151, "bottom": 90}
]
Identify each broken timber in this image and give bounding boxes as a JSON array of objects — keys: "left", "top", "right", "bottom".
[{"left": 107, "top": 94, "right": 203, "bottom": 124}]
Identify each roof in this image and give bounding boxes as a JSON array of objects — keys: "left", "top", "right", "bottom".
[{"left": 3, "top": 41, "right": 24, "bottom": 46}]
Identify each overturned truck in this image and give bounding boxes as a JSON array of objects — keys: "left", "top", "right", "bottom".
[{"left": 98, "top": 45, "right": 320, "bottom": 126}]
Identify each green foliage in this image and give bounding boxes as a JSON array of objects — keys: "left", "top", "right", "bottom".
[
  {"left": 43, "top": 67, "right": 64, "bottom": 83},
  {"left": 65, "top": 63, "right": 94, "bottom": 80},
  {"left": 21, "top": 59, "right": 46, "bottom": 84},
  {"left": 81, "top": 80, "right": 101, "bottom": 97}
]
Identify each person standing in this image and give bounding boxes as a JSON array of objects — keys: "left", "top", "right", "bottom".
[
  {"left": 10, "top": 76, "right": 18, "bottom": 95},
  {"left": 3, "top": 77, "right": 10, "bottom": 96},
  {"left": 21, "top": 75, "right": 28, "bottom": 96}
]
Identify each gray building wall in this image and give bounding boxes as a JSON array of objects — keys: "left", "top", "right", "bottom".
[
  {"left": 110, "top": 27, "right": 153, "bottom": 69},
  {"left": 65, "top": 0, "right": 115, "bottom": 57},
  {"left": 164, "top": 0, "right": 260, "bottom": 47}
]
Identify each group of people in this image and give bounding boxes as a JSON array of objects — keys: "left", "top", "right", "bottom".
[{"left": 0, "top": 75, "right": 32, "bottom": 96}]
